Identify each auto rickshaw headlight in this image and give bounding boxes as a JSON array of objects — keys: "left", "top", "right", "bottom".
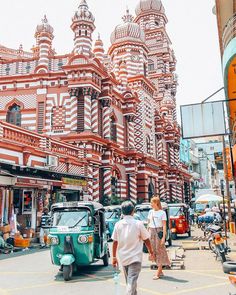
[
  {"left": 50, "top": 236, "right": 59, "bottom": 245},
  {"left": 78, "top": 235, "right": 88, "bottom": 244}
]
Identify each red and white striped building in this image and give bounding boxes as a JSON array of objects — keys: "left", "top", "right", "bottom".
[{"left": 0, "top": 0, "right": 190, "bottom": 205}]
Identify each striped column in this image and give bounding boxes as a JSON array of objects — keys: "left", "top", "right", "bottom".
[
  {"left": 102, "top": 99, "right": 111, "bottom": 140},
  {"left": 91, "top": 94, "right": 99, "bottom": 133},
  {"left": 103, "top": 168, "right": 112, "bottom": 198},
  {"left": 69, "top": 88, "right": 79, "bottom": 131},
  {"left": 174, "top": 146, "right": 180, "bottom": 167},
  {"left": 127, "top": 115, "right": 135, "bottom": 149},
  {"left": 157, "top": 139, "right": 163, "bottom": 161},
  {"left": 155, "top": 178, "right": 159, "bottom": 196},
  {"left": 159, "top": 182, "right": 165, "bottom": 200},
  {"left": 83, "top": 88, "right": 92, "bottom": 131},
  {"left": 92, "top": 166, "right": 100, "bottom": 202},
  {"left": 87, "top": 165, "right": 93, "bottom": 198},
  {"left": 169, "top": 144, "right": 175, "bottom": 165},
  {"left": 129, "top": 173, "right": 137, "bottom": 203}
]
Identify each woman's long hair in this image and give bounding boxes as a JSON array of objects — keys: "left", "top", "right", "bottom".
[{"left": 151, "top": 196, "right": 162, "bottom": 210}]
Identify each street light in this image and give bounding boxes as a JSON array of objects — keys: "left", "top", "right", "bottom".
[{"left": 220, "top": 179, "right": 228, "bottom": 246}]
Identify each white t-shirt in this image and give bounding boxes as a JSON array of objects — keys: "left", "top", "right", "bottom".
[
  {"left": 112, "top": 215, "right": 150, "bottom": 266},
  {"left": 148, "top": 209, "right": 167, "bottom": 228}
]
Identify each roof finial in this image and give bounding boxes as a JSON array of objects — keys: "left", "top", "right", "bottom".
[
  {"left": 122, "top": 8, "right": 134, "bottom": 23},
  {"left": 42, "top": 15, "right": 48, "bottom": 23},
  {"left": 79, "top": 0, "right": 88, "bottom": 9}
]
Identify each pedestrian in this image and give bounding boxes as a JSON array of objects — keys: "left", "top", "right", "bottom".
[
  {"left": 112, "top": 200, "right": 154, "bottom": 295},
  {"left": 189, "top": 206, "right": 195, "bottom": 225},
  {"left": 204, "top": 204, "right": 211, "bottom": 213},
  {"left": 148, "top": 196, "right": 171, "bottom": 280},
  {"left": 40, "top": 207, "right": 50, "bottom": 248}
]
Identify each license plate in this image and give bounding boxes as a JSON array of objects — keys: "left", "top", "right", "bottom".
[{"left": 58, "top": 226, "right": 69, "bottom": 232}]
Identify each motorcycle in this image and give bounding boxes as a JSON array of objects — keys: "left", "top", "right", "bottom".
[{"left": 208, "top": 231, "right": 230, "bottom": 263}]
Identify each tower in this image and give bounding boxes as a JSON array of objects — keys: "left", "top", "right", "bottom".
[
  {"left": 109, "top": 9, "right": 148, "bottom": 81},
  {"left": 93, "top": 34, "right": 105, "bottom": 62},
  {"left": 135, "top": 0, "right": 177, "bottom": 121},
  {"left": 35, "top": 15, "right": 54, "bottom": 73},
  {"left": 71, "top": 0, "right": 95, "bottom": 56}
]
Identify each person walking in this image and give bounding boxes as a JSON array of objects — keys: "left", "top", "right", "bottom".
[
  {"left": 39, "top": 207, "right": 50, "bottom": 248},
  {"left": 148, "top": 196, "right": 171, "bottom": 280},
  {"left": 189, "top": 206, "right": 195, "bottom": 225},
  {"left": 112, "top": 200, "right": 154, "bottom": 295}
]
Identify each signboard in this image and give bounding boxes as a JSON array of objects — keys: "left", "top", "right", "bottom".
[
  {"left": 61, "top": 177, "right": 88, "bottom": 190},
  {"left": 225, "top": 147, "right": 233, "bottom": 181},
  {"left": 181, "top": 101, "right": 227, "bottom": 139}
]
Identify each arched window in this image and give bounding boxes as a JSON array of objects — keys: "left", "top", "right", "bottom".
[
  {"left": 148, "top": 59, "right": 154, "bottom": 71},
  {"left": 146, "top": 135, "right": 151, "bottom": 154},
  {"left": 110, "top": 116, "right": 117, "bottom": 142},
  {"left": 7, "top": 104, "right": 21, "bottom": 126}
]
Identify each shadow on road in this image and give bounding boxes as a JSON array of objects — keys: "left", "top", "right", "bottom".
[
  {"left": 161, "top": 276, "right": 189, "bottom": 283},
  {"left": 54, "top": 265, "right": 117, "bottom": 283}
]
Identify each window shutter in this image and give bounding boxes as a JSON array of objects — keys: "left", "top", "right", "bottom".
[{"left": 77, "top": 97, "right": 84, "bottom": 132}]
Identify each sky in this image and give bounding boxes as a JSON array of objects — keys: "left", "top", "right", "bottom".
[{"left": 0, "top": 0, "right": 224, "bottom": 121}]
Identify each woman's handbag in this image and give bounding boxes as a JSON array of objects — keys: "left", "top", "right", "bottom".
[{"left": 152, "top": 212, "right": 164, "bottom": 240}]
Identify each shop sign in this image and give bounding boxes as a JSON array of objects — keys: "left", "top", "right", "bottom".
[
  {"left": 61, "top": 177, "right": 88, "bottom": 190},
  {"left": 16, "top": 177, "right": 61, "bottom": 187}
]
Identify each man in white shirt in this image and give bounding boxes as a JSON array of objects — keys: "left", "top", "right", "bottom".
[{"left": 112, "top": 201, "right": 154, "bottom": 295}]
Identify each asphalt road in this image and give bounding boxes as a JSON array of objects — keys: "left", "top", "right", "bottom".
[{"left": 0, "top": 232, "right": 236, "bottom": 295}]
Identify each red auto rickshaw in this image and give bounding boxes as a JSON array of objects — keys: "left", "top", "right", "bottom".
[{"left": 168, "top": 203, "right": 191, "bottom": 239}]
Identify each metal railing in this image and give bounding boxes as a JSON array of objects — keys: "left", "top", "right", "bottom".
[{"left": 222, "top": 13, "right": 236, "bottom": 50}]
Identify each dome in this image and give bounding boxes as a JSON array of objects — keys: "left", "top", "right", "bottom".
[
  {"left": 72, "top": 0, "right": 95, "bottom": 24},
  {"left": 135, "top": 0, "right": 165, "bottom": 16},
  {"left": 35, "top": 15, "right": 54, "bottom": 35},
  {"left": 111, "top": 10, "right": 145, "bottom": 45}
]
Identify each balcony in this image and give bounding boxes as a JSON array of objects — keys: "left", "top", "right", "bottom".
[{"left": 222, "top": 13, "right": 236, "bottom": 50}]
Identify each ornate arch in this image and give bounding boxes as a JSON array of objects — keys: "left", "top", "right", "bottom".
[{"left": 5, "top": 98, "right": 24, "bottom": 111}]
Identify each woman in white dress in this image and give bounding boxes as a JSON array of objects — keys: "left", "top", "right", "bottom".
[{"left": 148, "top": 196, "right": 170, "bottom": 280}]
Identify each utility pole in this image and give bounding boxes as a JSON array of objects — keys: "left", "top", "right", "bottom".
[{"left": 222, "top": 136, "right": 232, "bottom": 222}]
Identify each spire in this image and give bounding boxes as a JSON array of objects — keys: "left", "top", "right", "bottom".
[
  {"left": 78, "top": 0, "right": 88, "bottom": 9},
  {"left": 71, "top": 0, "right": 95, "bottom": 56},
  {"left": 93, "top": 33, "right": 104, "bottom": 62},
  {"left": 122, "top": 8, "right": 134, "bottom": 23}
]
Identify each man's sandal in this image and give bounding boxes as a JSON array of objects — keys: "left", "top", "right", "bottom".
[{"left": 153, "top": 275, "right": 160, "bottom": 280}]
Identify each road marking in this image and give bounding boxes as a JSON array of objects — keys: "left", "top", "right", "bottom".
[
  {"left": 164, "top": 282, "right": 230, "bottom": 295},
  {"left": 184, "top": 270, "right": 227, "bottom": 280}
]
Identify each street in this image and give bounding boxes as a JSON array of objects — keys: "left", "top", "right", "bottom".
[{"left": 0, "top": 233, "right": 236, "bottom": 295}]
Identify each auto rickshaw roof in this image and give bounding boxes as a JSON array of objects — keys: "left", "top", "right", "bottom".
[
  {"left": 51, "top": 201, "right": 104, "bottom": 212},
  {"left": 104, "top": 205, "right": 121, "bottom": 211}
]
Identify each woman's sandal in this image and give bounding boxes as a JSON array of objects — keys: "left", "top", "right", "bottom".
[{"left": 153, "top": 275, "right": 160, "bottom": 280}]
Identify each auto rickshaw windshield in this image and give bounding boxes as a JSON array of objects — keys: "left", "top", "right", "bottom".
[
  {"left": 52, "top": 210, "right": 89, "bottom": 228},
  {"left": 169, "top": 206, "right": 183, "bottom": 217}
]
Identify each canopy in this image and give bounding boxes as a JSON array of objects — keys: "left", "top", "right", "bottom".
[{"left": 195, "top": 194, "right": 223, "bottom": 204}]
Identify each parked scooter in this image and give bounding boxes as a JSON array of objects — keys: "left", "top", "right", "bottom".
[{"left": 208, "top": 231, "right": 230, "bottom": 263}]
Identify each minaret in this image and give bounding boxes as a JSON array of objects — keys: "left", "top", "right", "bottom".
[
  {"left": 35, "top": 15, "right": 54, "bottom": 72},
  {"left": 93, "top": 34, "right": 105, "bottom": 62},
  {"left": 119, "top": 60, "right": 128, "bottom": 90},
  {"left": 71, "top": 0, "right": 95, "bottom": 56}
]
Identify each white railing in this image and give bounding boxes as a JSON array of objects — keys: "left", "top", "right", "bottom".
[{"left": 222, "top": 14, "right": 236, "bottom": 50}]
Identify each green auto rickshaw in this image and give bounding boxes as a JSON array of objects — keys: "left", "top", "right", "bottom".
[
  {"left": 47, "top": 201, "right": 109, "bottom": 281},
  {"left": 104, "top": 205, "right": 121, "bottom": 240},
  {"left": 135, "top": 202, "right": 172, "bottom": 247}
]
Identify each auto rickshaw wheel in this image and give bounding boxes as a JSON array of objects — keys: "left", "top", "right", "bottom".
[
  {"left": 168, "top": 238, "right": 172, "bottom": 246},
  {"left": 188, "top": 230, "right": 191, "bottom": 237},
  {"left": 63, "top": 265, "right": 73, "bottom": 281},
  {"left": 103, "top": 253, "right": 109, "bottom": 266}
]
